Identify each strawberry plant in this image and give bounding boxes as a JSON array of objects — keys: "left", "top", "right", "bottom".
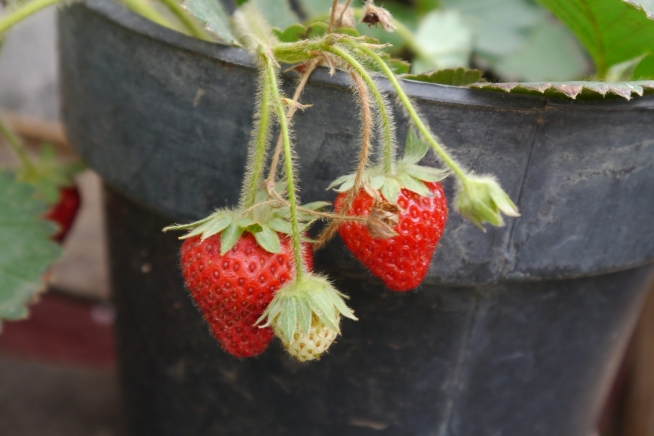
[{"left": 2, "top": 0, "right": 654, "bottom": 363}]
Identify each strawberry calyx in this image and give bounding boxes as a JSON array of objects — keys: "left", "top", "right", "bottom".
[
  {"left": 454, "top": 175, "right": 520, "bottom": 229},
  {"left": 15, "top": 144, "right": 85, "bottom": 205},
  {"left": 327, "top": 126, "right": 448, "bottom": 204},
  {"left": 255, "top": 272, "right": 357, "bottom": 359},
  {"left": 164, "top": 188, "right": 329, "bottom": 256}
]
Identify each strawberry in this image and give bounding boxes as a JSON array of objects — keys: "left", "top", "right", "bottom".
[
  {"left": 275, "top": 313, "right": 340, "bottom": 362},
  {"left": 179, "top": 231, "right": 313, "bottom": 358},
  {"left": 44, "top": 185, "right": 81, "bottom": 243},
  {"left": 164, "top": 191, "right": 327, "bottom": 358},
  {"left": 335, "top": 181, "right": 447, "bottom": 291},
  {"left": 257, "top": 274, "right": 357, "bottom": 362},
  {"left": 329, "top": 127, "right": 449, "bottom": 291}
]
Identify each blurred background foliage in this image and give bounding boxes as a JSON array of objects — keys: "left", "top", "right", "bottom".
[{"left": 289, "top": 0, "right": 651, "bottom": 82}]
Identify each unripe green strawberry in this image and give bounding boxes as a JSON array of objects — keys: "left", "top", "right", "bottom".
[{"left": 275, "top": 314, "right": 340, "bottom": 362}]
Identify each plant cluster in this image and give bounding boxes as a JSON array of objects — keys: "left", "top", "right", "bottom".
[
  {"left": 2, "top": 0, "right": 654, "bottom": 359},
  {"left": 162, "top": 0, "right": 518, "bottom": 361}
]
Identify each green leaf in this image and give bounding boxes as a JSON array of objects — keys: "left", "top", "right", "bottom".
[
  {"left": 253, "top": 0, "right": 298, "bottom": 30},
  {"left": 403, "top": 67, "right": 483, "bottom": 86},
  {"left": 412, "top": 9, "right": 475, "bottom": 73},
  {"left": 442, "top": 0, "right": 540, "bottom": 57},
  {"left": 402, "top": 126, "right": 429, "bottom": 164},
  {"left": 297, "top": 0, "right": 330, "bottom": 16},
  {"left": 397, "top": 173, "right": 432, "bottom": 197},
  {"left": 220, "top": 222, "right": 244, "bottom": 254},
  {"left": 536, "top": 0, "right": 654, "bottom": 78},
  {"left": 183, "top": 0, "right": 237, "bottom": 45},
  {"left": 488, "top": 11, "right": 590, "bottom": 82},
  {"left": 0, "top": 172, "right": 61, "bottom": 323},
  {"left": 380, "top": 177, "right": 401, "bottom": 203},
  {"left": 253, "top": 225, "right": 282, "bottom": 253},
  {"left": 470, "top": 80, "right": 654, "bottom": 100},
  {"left": 632, "top": 53, "right": 654, "bottom": 79}
]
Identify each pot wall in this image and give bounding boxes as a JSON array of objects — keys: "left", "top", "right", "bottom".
[
  {"left": 106, "top": 187, "right": 652, "bottom": 436},
  {"left": 57, "top": 1, "right": 654, "bottom": 435},
  {"left": 59, "top": 0, "right": 654, "bottom": 286}
]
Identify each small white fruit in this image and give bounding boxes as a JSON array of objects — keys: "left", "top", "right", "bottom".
[{"left": 275, "top": 314, "right": 340, "bottom": 362}]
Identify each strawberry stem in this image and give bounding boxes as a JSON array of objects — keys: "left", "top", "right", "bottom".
[
  {"left": 241, "top": 62, "right": 273, "bottom": 210},
  {"left": 327, "top": 44, "right": 397, "bottom": 176},
  {"left": 353, "top": 44, "right": 470, "bottom": 183},
  {"left": 0, "top": 117, "right": 37, "bottom": 177},
  {"left": 265, "top": 57, "right": 305, "bottom": 279},
  {"left": 0, "top": 0, "right": 66, "bottom": 34}
]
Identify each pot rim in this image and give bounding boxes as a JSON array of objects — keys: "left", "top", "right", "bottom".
[{"left": 83, "top": 0, "right": 654, "bottom": 111}]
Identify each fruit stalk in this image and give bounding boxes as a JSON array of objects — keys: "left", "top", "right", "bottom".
[
  {"left": 265, "top": 57, "right": 305, "bottom": 279},
  {"left": 327, "top": 44, "right": 397, "bottom": 176},
  {"left": 241, "top": 62, "right": 273, "bottom": 209},
  {"left": 353, "top": 43, "right": 469, "bottom": 182},
  {"left": 266, "top": 58, "right": 320, "bottom": 185}
]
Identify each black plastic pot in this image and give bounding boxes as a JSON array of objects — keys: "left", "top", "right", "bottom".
[{"left": 59, "top": 2, "right": 654, "bottom": 435}]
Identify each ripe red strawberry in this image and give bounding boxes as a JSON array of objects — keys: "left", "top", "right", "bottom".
[
  {"left": 180, "top": 233, "right": 313, "bottom": 358},
  {"left": 335, "top": 181, "right": 447, "bottom": 291},
  {"left": 44, "top": 185, "right": 81, "bottom": 243}
]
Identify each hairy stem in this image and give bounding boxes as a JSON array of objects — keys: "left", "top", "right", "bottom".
[
  {"left": 357, "top": 44, "right": 470, "bottom": 182},
  {"left": 265, "top": 59, "right": 305, "bottom": 279},
  {"left": 0, "top": 0, "right": 65, "bottom": 34},
  {"left": 306, "top": 9, "right": 430, "bottom": 66},
  {"left": 155, "top": 0, "right": 207, "bottom": 40},
  {"left": 241, "top": 62, "right": 273, "bottom": 209},
  {"left": 326, "top": 44, "right": 396, "bottom": 176},
  {"left": 348, "top": 70, "right": 373, "bottom": 197},
  {"left": 328, "top": 0, "right": 339, "bottom": 33},
  {"left": 0, "top": 116, "right": 36, "bottom": 176},
  {"left": 267, "top": 59, "right": 320, "bottom": 185}
]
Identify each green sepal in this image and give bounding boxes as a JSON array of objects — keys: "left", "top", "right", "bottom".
[
  {"left": 404, "top": 164, "right": 448, "bottom": 183},
  {"left": 326, "top": 174, "right": 355, "bottom": 191},
  {"left": 220, "top": 221, "right": 245, "bottom": 254},
  {"left": 256, "top": 274, "right": 357, "bottom": 344},
  {"left": 267, "top": 217, "right": 293, "bottom": 234},
  {"left": 302, "top": 201, "right": 331, "bottom": 211},
  {"left": 379, "top": 177, "right": 401, "bottom": 203},
  {"left": 253, "top": 224, "right": 282, "bottom": 253},
  {"left": 403, "top": 126, "right": 429, "bottom": 164},
  {"left": 454, "top": 175, "right": 520, "bottom": 229},
  {"left": 397, "top": 173, "right": 433, "bottom": 197},
  {"left": 180, "top": 214, "right": 233, "bottom": 240}
]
